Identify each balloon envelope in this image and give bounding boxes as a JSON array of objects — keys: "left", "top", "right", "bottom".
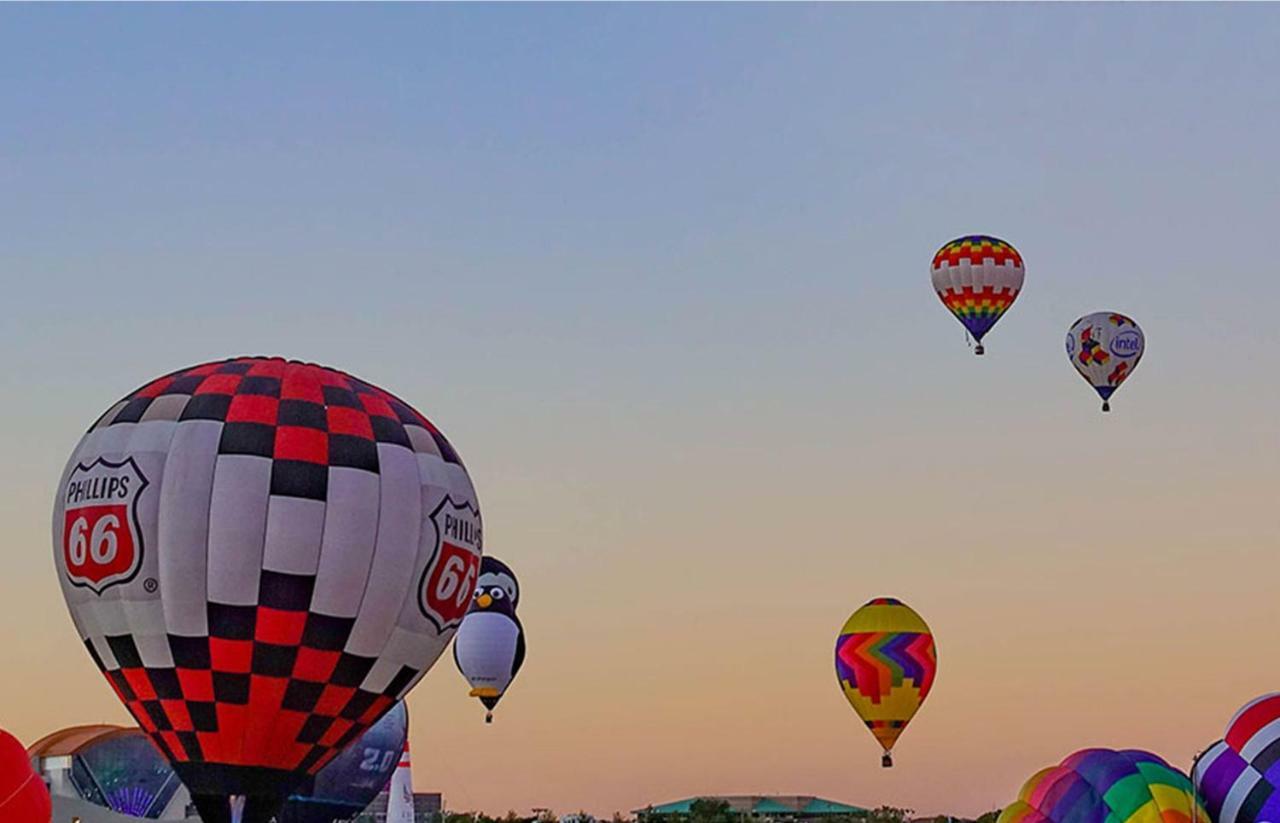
[
  {"left": 1066, "top": 312, "right": 1145, "bottom": 410},
  {"left": 280, "top": 701, "right": 408, "bottom": 823},
  {"left": 454, "top": 556, "right": 526, "bottom": 719},
  {"left": 833, "top": 597, "right": 936, "bottom": 764},
  {"left": 0, "top": 729, "right": 51, "bottom": 823},
  {"left": 999, "top": 749, "right": 1205, "bottom": 823},
  {"left": 52, "top": 357, "right": 481, "bottom": 822},
  {"left": 931, "top": 235, "right": 1024, "bottom": 353},
  {"left": 1193, "top": 694, "right": 1280, "bottom": 823}
]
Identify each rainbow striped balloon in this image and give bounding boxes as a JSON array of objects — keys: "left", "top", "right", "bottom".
[
  {"left": 999, "top": 749, "right": 1206, "bottom": 823},
  {"left": 1193, "top": 694, "right": 1280, "bottom": 823},
  {"left": 833, "top": 597, "right": 936, "bottom": 767},
  {"left": 930, "top": 235, "right": 1024, "bottom": 355}
]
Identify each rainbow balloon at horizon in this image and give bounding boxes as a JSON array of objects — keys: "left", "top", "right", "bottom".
[
  {"left": 833, "top": 597, "right": 936, "bottom": 765},
  {"left": 999, "top": 748, "right": 1206, "bottom": 823}
]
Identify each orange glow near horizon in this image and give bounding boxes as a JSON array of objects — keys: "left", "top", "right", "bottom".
[{"left": 5, "top": 402, "right": 1276, "bottom": 817}]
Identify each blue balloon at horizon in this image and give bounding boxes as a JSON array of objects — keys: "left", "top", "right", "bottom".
[{"left": 278, "top": 702, "right": 409, "bottom": 823}]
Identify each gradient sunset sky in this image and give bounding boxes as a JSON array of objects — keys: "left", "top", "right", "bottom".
[{"left": 3, "top": 4, "right": 1279, "bottom": 819}]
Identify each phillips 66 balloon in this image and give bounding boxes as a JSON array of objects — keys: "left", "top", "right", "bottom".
[
  {"left": 931, "top": 235, "right": 1025, "bottom": 355},
  {"left": 1066, "top": 312, "right": 1145, "bottom": 412},
  {"left": 834, "top": 597, "right": 936, "bottom": 767},
  {"left": 52, "top": 358, "right": 482, "bottom": 823},
  {"left": 1193, "top": 694, "right": 1280, "bottom": 823}
]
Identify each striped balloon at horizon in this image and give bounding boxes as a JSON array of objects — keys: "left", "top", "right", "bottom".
[
  {"left": 930, "top": 235, "right": 1024, "bottom": 355},
  {"left": 52, "top": 357, "right": 481, "bottom": 823},
  {"left": 1194, "top": 694, "right": 1280, "bottom": 823}
]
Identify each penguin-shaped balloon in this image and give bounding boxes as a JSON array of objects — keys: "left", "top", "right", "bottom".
[{"left": 453, "top": 557, "right": 526, "bottom": 723}]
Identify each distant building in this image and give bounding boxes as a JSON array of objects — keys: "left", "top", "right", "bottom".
[
  {"left": 28, "top": 723, "right": 443, "bottom": 823},
  {"left": 29, "top": 724, "right": 194, "bottom": 821},
  {"left": 354, "top": 790, "right": 444, "bottom": 823},
  {"left": 635, "top": 797, "right": 868, "bottom": 820}
]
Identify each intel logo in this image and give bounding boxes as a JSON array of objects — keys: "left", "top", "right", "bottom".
[{"left": 1111, "top": 330, "right": 1143, "bottom": 358}]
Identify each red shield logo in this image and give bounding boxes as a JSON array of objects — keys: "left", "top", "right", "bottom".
[
  {"left": 62, "top": 457, "right": 149, "bottom": 594},
  {"left": 419, "top": 497, "right": 482, "bottom": 632}
]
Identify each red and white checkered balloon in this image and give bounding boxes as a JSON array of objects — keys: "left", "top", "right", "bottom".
[{"left": 52, "top": 357, "right": 481, "bottom": 823}]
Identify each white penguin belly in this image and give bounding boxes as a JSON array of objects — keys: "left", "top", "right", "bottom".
[{"left": 455, "top": 612, "right": 520, "bottom": 691}]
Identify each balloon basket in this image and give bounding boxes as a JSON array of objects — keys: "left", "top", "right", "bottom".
[
  {"left": 486, "top": 711, "right": 494, "bottom": 724},
  {"left": 1102, "top": 401, "right": 1111, "bottom": 413},
  {"left": 974, "top": 344, "right": 985, "bottom": 356},
  {"left": 882, "top": 753, "right": 893, "bottom": 768}
]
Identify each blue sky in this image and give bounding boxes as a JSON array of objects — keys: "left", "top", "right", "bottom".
[
  {"left": 6, "top": 4, "right": 1280, "bottom": 397},
  {"left": 3, "top": 4, "right": 1280, "bottom": 814}
]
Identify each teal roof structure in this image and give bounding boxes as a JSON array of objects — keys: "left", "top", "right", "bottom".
[
  {"left": 802, "top": 799, "right": 865, "bottom": 815},
  {"left": 636, "top": 796, "right": 867, "bottom": 817}
]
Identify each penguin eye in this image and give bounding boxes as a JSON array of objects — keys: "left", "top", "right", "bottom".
[
  {"left": 473, "top": 587, "right": 483, "bottom": 599},
  {"left": 491, "top": 589, "right": 504, "bottom": 600}
]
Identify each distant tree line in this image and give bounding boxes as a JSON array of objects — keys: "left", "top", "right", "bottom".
[
  {"left": 633, "top": 799, "right": 919, "bottom": 823},
  {"left": 440, "top": 809, "right": 607, "bottom": 823},
  {"left": 438, "top": 800, "right": 993, "bottom": 823}
]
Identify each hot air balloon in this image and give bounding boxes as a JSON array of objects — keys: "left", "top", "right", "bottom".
[
  {"left": 52, "top": 357, "right": 482, "bottom": 823},
  {"left": 454, "top": 557, "right": 525, "bottom": 723},
  {"left": 999, "top": 749, "right": 1206, "bottom": 823},
  {"left": 280, "top": 700, "right": 409, "bottom": 823},
  {"left": 931, "top": 235, "right": 1025, "bottom": 355},
  {"left": 833, "top": 597, "right": 936, "bottom": 767},
  {"left": 0, "top": 729, "right": 51, "bottom": 823},
  {"left": 1066, "top": 312, "right": 1145, "bottom": 412},
  {"left": 1193, "top": 694, "right": 1280, "bottom": 823}
]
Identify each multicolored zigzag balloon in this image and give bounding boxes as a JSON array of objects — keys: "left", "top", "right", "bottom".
[{"left": 834, "top": 597, "right": 936, "bottom": 767}]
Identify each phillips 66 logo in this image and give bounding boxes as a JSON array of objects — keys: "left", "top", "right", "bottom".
[
  {"left": 62, "top": 457, "right": 149, "bottom": 594},
  {"left": 419, "top": 496, "right": 483, "bottom": 632}
]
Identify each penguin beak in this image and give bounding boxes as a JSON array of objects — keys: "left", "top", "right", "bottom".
[{"left": 476, "top": 593, "right": 493, "bottom": 609}]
